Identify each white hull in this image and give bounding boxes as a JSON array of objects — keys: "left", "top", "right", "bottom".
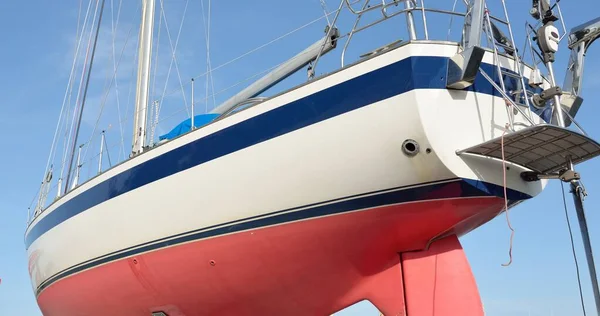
[{"left": 26, "top": 41, "right": 546, "bottom": 293}]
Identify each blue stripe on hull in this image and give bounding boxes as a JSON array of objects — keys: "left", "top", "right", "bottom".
[
  {"left": 35, "top": 178, "right": 527, "bottom": 295},
  {"left": 25, "top": 55, "right": 532, "bottom": 248}
]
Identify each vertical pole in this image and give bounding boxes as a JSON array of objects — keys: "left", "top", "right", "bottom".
[
  {"left": 34, "top": 182, "right": 44, "bottom": 215},
  {"left": 150, "top": 100, "right": 159, "bottom": 143},
  {"left": 404, "top": 0, "right": 417, "bottom": 40},
  {"left": 499, "top": 0, "right": 533, "bottom": 120},
  {"left": 483, "top": 10, "right": 514, "bottom": 131},
  {"left": 72, "top": 144, "right": 83, "bottom": 190},
  {"left": 464, "top": 0, "right": 485, "bottom": 48},
  {"left": 56, "top": 178, "right": 62, "bottom": 199},
  {"left": 539, "top": 24, "right": 592, "bottom": 308},
  {"left": 419, "top": 0, "right": 429, "bottom": 40},
  {"left": 98, "top": 130, "right": 105, "bottom": 174},
  {"left": 570, "top": 180, "right": 600, "bottom": 315},
  {"left": 104, "top": 134, "right": 112, "bottom": 167},
  {"left": 546, "top": 63, "right": 566, "bottom": 127},
  {"left": 131, "top": 0, "right": 156, "bottom": 155},
  {"left": 307, "top": 0, "right": 343, "bottom": 81},
  {"left": 191, "top": 78, "right": 195, "bottom": 131}
]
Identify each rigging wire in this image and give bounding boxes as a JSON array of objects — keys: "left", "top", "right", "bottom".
[
  {"left": 147, "top": 10, "right": 340, "bottom": 136},
  {"left": 74, "top": 138, "right": 122, "bottom": 180},
  {"left": 207, "top": 0, "right": 216, "bottom": 109},
  {"left": 446, "top": 0, "right": 460, "bottom": 41},
  {"left": 57, "top": 0, "right": 86, "bottom": 186},
  {"left": 121, "top": 21, "right": 140, "bottom": 160},
  {"left": 81, "top": 0, "right": 137, "bottom": 166},
  {"left": 26, "top": 184, "right": 42, "bottom": 223},
  {"left": 64, "top": 0, "right": 107, "bottom": 193},
  {"left": 60, "top": 0, "right": 99, "bottom": 196},
  {"left": 75, "top": 0, "right": 84, "bottom": 56},
  {"left": 63, "top": 0, "right": 100, "bottom": 190},
  {"left": 42, "top": 6, "right": 337, "bottom": 190},
  {"left": 318, "top": 0, "right": 332, "bottom": 27},
  {"left": 155, "top": 0, "right": 191, "bottom": 120},
  {"left": 128, "top": 56, "right": 285, "bottom": 139},
  {"left": 58, "top": 9, "right": 93, "bottom": 204},
  {"left": 561, "top": 182, "right": 587, "bottom": 316},
  {"left": 199, "top": 0, "right": 217, "bottom": 112},
  {"left": 61, "top": 0, "right": 86, "bottom": 160},
  {"left": 39, "top": 0, "right": 93, "bottom": 209},
  {"left": 155, "top": 60, "right": 285, "bottom": 127},
  {"left": 151, "top": 9, "right": 337, "bottom": 104},
  {"left": 201, "top": 0, "right": 209, "bottom": 111},
  {"left": 149, "top": 0, "right": 164, "bottom": 144},
  {"left": 83, "top": 0, "right": 123, "bottom": 163},
  {"left": 151, "top": 0, "right": 191, "bottom": 142},
  {"left": 110, "top": 0, "right": 127, "bottom": 160}
]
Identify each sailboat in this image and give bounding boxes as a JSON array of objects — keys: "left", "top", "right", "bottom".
[{"left": 24, "top": 0, "right": 600, "bottom": 315}]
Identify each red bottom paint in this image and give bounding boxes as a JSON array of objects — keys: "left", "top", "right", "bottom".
[{"left": 37, "top": 197, "right": 504, "bottom": 315}]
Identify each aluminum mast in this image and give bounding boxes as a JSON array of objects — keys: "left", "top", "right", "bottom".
[{"left": 131, "top": 0, "right": 156, "bottom": 155}]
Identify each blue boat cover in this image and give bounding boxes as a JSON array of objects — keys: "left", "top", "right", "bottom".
[{"left": 159, "top": 113, "right": 219, "bottom": 141}]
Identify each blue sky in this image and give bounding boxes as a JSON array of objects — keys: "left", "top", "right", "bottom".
[{"left": 1, "top": 1, "right": 600, "bottom": 315}]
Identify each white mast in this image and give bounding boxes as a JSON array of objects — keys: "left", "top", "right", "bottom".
[{"left": 131, "top": 0, "right": 156, "bottom": 155}]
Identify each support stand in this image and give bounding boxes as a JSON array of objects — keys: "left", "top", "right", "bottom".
[{"left": 569, "top": 179, "right": 600, "bottom": 315}]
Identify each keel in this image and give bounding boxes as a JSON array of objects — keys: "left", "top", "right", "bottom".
[{"left": 400, "top": 235, "right": 483, "bottom": 316}]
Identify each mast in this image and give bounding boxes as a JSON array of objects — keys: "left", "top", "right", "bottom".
[
  {"left": 131, "top": 0, "right": 156, "bottom": 155},
  {"left": 64, "top": 0, "right": 106, "bottom": 193}
]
